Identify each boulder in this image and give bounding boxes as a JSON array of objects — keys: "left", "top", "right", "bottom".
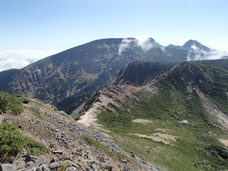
[
  {"left": 59, "top": 152, "right": 72, "bottom": 161},
  {"left": 0, "top": 164, "right": 16, "bottom": 171},
  {"left": 49, "top": 161, "right": 63, "bottom": 169}
]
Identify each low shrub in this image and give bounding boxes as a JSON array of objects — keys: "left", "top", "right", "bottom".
[{"left": 0, "top": 123, "right": 48, "bottom": 162}]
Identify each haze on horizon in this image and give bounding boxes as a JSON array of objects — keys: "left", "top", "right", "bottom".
[{"left": 0, "top": 0, "right": 227, "bottom": 71}]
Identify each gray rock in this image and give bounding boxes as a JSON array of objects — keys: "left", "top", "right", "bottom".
[
  {"left": 25, "top": 161, "right": 35, "bottom": 168},
  {"left": 36, "top": 164, "right": 50, "bottom": 171},
  {"left": 71, "top": 163, "right": 80, "bottom": 169},
  {"left": 59, "top": 152, "right": 72, "bottom": 161},
  {"left": 24, "top": 161, "right": 44, "bottom": 171},
  {"left": 13, "top": 158, "right": 25, "bottom": 170},
  {"left": 49, "top": 157, "right": 59, "bottom": 164},
  {"left": 65, "top": 166, "right": 78, "bottom": 171},
  {"left": 0, "top": 164, "right": 16, "bottom": 171},
  {"left": 49, "top": 161, "right": 63, "bottom": 169}
]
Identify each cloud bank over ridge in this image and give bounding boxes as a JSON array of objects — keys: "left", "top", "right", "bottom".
[
  {"left": 119, "top": 36, "right": 228, "bottom": 61},
  {"left": 0, "top": 49, "right": 61, "bottom": 71},
  {"left": 187, "top": 43, "right": 228, "bottom": 61},
  {"left": 118, "top": 37, "right": 161, "bottom": 55}
]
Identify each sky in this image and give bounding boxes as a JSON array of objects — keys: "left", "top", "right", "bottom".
[{"left": 0, "top": 0, "right": 228, "bottom": 71}]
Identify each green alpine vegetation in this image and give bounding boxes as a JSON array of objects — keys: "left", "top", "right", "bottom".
[
  {"left": 0, "top": 123, "right": 48, "bottom": 162},
  {"left": 0, "top": 92, "right": 48, "bottom": 162},
  {"left": 0, "top": 91, "right": 27, "bottom": 115},
  {"left": 96, "top": 62, "right": 228, "bottom": 171}
]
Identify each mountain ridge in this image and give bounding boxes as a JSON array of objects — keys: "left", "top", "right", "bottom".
[
  {"left": 0, "top": 38, "right": 226, "bottom": 114},
  {"left": 75, "top": 59, "right": 228, "bottom": 170},
  {"left": 1, "top": 39, "right": 228, "bottom": 170}
]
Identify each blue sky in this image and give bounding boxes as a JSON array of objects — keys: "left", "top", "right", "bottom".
[{"left": 0, "top": 0, "right": 227, "bottom": 70}]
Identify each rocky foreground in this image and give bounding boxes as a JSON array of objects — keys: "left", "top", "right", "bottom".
[{"left": 0, "top": 97, "right": 165, "bottom": 171}]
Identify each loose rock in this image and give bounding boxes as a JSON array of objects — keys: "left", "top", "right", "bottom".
[{"left": 0, "top": 164, "right": 16, "bottom": 171}]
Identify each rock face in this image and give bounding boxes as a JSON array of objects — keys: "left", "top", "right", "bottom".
[{"left": 0, "top": 38, "right": 218, "bottom": 114}]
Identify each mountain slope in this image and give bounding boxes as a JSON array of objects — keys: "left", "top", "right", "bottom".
[
  {"left": 116, "top": 61, "right": 175, "bottom": 85},
  {"left": 0, "top": 92, "right": 166, "bottom": 171},
  {"left": 196, "top": 59, "right": 228, "bottom": 71},
  {"left": 77, "top": 60, "right": 228, "bottom": 170},
  {"left": 0, "top": 38, "right": 223, "bottom": 114}
]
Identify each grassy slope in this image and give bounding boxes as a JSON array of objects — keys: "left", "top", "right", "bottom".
[
  {"left": 0, "top": 123, "right": 48, "bottom": 162},
  {"left": 0, "top": 91, "right": 25, "bottom": 114},
  {"left": 97, "top": 63, "right": 228, "bottom": 171},
  {"left": 0, "top": 92, "right": 48, "bottom": 162},
  {"left": 196, "top": 59, "right": 228, "bottom": 71}
]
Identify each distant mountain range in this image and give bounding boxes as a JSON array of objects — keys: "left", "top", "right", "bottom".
[{"left": 0, "top": 38, "right": 226, "bottom": 114}]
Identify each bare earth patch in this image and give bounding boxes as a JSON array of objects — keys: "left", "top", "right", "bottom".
[
  {"left": 219, "top": 139, "right": 228, "bottom": 147},
  {"left": 155, "top": 128, "right": 170, "bottom": 132},
  {"left": 131, "top": 133, "right": 177, "bottom": 145},
  {"left": 77, "top": 94, "right": 113, "bottom": 127},
  {"left": 132, "top": 119, "right": 152, "bottom": 124},
  {"left": 179, "top": 120, "right": 190, "bottom": 124},
  {"left": 77, "top": 84, "right": 142, "bottom": 127},
  {"left": 77, "top": 104, "right": 99, "bottom": 127}
]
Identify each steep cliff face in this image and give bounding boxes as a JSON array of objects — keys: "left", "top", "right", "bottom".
[{"left": 0, "top": 38, "right": 222, "bottom": 114}]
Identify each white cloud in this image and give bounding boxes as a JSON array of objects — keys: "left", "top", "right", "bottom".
[
  {"left": 118, "top": 35, "right": 162, "bottom": 55},
  {"left": 187, "top": 48, "right": 228, "bottom": 61},
  {"left": 134, "top": 35, "right": 154, "bottom": 51},
  {"left": 0, "top": 49, "right": 61, "bottom": 71},
  {"left": 191, "top": 44, "right": 199, "bottom": 50},
  {"left": 118, "top": 38, "right": 134, "bottom": 55}
]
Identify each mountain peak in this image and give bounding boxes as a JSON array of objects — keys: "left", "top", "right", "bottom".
[{"left": 183, "top": 40, "right": 210, "bottom": 51}]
